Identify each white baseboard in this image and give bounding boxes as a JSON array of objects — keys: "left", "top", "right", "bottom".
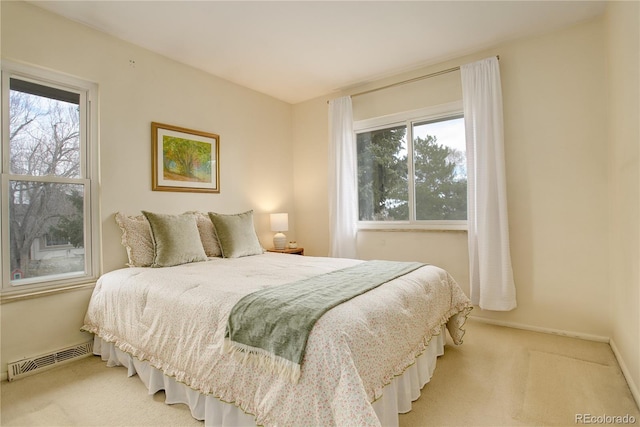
[
  {"left": 610, "top": 338, "right": 640, "bottom": 409},
  {"left": 468, "top": 315, "right": 610, "bottom": 342},
  {"left": 1, "top": 371, "right": 7, "bottom": 382}
]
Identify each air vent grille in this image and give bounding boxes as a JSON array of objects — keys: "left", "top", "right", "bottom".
[{"left": 7, "top": 340, "right": 93, "bottom": 381}]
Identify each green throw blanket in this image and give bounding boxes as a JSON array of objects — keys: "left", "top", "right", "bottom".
[{"left": 223, "top": 260, "right": 425, "bottom": 383}]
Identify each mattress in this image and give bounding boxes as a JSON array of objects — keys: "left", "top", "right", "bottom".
[{"left": 83, "top": 252, "right": 472, "bottom": 426}]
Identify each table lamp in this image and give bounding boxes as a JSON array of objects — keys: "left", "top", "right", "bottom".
[{"left": 270, "top": 213, "right": 288, "bottom": 250}]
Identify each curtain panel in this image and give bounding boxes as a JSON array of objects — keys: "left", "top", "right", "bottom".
[
  {"left": 461, "top": 57, "right": 517, "bottom": 311},
  {"left": 328, "top": 96, "right": 357, "bottom": 258}
]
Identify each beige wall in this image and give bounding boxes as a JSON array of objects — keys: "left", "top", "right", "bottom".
[
  {"left": 1, "top": 2, "right": 294, "bottom": 374},
  {"left": 294, "top": 17, "right": 611, "bottom": 338},
  {"left": 470, "top": 18, "right": 609, "bottom": 336},
  {"left": 606, "top": 1, "right": 640, "bottom": 403}
]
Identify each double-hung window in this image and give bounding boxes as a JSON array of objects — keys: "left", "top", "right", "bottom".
[
  {"left": 1, "top": 61, "right": 100, "bottom": 297},
  {"left": 355, "top": 101, "right": 467, "bottom": 230}
]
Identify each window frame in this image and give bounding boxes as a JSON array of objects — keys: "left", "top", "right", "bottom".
[
  {"left": 0, "top": 60, "right": 100, "bottom": 298},
  {"left": 354, "top": 101, "right": 467, "bottom": 231}
]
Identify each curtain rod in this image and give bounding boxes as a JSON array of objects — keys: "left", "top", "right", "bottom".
[{"left": 329, "top": 55, "right": 499, "bottom": 102}]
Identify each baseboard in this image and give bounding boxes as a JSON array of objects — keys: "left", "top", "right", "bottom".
[
  {"left": 468, "top": 315, "right": 610, "bottom": 343},
  {"left": 1, "top": 371, "right": 7, "bottom": 382},
  {"left": 610, "top": 338, "right": 640, "bottom": 409}
]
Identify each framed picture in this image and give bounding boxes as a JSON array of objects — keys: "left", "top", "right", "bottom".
[{"left": 151, "top": 122, "right": 220, "bottom": 193}]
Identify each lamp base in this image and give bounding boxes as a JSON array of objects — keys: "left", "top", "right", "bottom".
[{"left": 273, "top": 232, "right": 287, "bottom": 250}]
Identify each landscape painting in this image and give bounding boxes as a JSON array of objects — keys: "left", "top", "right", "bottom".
[{"left": 151, "top": 122, "right": 220, "bottom": 193}]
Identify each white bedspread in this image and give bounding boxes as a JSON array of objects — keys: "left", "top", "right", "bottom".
[{"left": 83, "top": 253, "right": 472, "bottom": 427}]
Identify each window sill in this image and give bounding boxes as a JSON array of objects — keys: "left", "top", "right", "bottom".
[
  {"left": 357, "top": 222, "right": 467, "bottom": 232},
  {"left": 0, "top": 281, "right": 96, "bottom": 304}
]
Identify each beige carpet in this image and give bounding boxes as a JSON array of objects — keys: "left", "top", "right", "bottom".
[
  {"left": 399, "top": 320, "right": 639, "bottom": 426},
  {"left": 1, "top": 320, "right": 638, "bottom": 426}
]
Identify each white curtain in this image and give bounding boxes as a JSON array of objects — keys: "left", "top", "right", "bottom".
[
  {"left": 328, "top": 96, "right": 357, "bottom": 258},
  {"left": 461, "top": 57, "right": 517, "bottom": 311}
]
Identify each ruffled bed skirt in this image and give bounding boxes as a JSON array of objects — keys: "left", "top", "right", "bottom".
[{"left": 93, "top": 328, "right": 445, "bottom": 427}]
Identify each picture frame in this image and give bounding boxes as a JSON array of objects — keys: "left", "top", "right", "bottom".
[{"left": 151, "top": 122, "right": 220, "bottom": 193}]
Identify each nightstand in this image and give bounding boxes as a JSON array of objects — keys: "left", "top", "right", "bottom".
[{"left": 267, "top": 247, "right": 304, "bottom": 255}]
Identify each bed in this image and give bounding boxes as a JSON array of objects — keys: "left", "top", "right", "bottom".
[{"left": 82, "top": 211, "right": 472, "bottom": 427}]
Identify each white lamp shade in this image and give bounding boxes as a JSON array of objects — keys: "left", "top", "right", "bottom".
[{"left": 270, "top": 213, "right": 289, "bottom": 232}]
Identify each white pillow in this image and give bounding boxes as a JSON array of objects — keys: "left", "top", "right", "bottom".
[
  {"left": 114, "top": 212, "right": 154, "bottom": 267},
  {"left": 185, "top": 211, "right": 222, "bottom": 257}
]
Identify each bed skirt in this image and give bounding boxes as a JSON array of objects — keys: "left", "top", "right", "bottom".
[{"left": 93, "top": 328, "right": 445, "bottom": 427}]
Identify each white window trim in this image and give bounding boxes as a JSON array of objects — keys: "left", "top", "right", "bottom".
[
  {"left": 354, "top": 101, "right": 467, "bottom": 231},
  {"left": 357, "top": 220, "right": 468, "bottom": 232},
  {"left": 0, "top": 60, "right": 101, "bottom": 298}
]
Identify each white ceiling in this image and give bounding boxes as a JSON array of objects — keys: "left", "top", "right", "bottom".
[{"left": 30, "top": 1, "right": 606, "bottom": 104}]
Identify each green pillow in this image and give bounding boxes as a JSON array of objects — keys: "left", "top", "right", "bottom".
[
  {"left": 142, "top": 211, "right": 208, "bottom": 267},
  {"left": 208, "top": 210, "right": 264, "bottom": 258}
]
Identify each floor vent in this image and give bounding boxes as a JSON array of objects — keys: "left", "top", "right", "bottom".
[{"left": 7, "top": 340, "right": 93, "bottom": 382}]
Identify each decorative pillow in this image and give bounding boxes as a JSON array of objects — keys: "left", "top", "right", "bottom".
[
  {"left": 208, "top": 210, "right": 264, "bottom": 258},
  {"left": 142, "top": 211, "right": 208, "bottom": 267},
  {"left": 114, "top": 212, "right": 154, "bottom": 267},
  {"left": 185, "top": 211, "right": 222, "bottom": 257}
]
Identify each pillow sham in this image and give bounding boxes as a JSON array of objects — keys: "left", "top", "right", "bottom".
[
  {"left": 114, "top": 212, "right": 154, "bottom": 267},
  {"left": 208, "top": 210, "right": 264, "bottom": 258},
  {"left": 185, "top": 211, "right": 222, "bottom": 257},
  {"left": 142, "top": 211, "right": 208, "bottom": 267}
]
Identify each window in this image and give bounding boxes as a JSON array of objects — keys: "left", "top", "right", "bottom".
[
  {"left": 1, "top": 62, "right": 99, "bottom": 296},
  {"left": 355, "top": 102, "right": 466, "bottom": 230}
]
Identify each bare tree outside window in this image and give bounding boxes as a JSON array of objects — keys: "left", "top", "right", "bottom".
[{"left": 8, "top": 81, "right": 85, "bottom": 280}]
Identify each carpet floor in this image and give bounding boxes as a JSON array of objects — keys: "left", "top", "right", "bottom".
[{"left": 1, "top": 319, "right": 638, "bottom": 426}]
